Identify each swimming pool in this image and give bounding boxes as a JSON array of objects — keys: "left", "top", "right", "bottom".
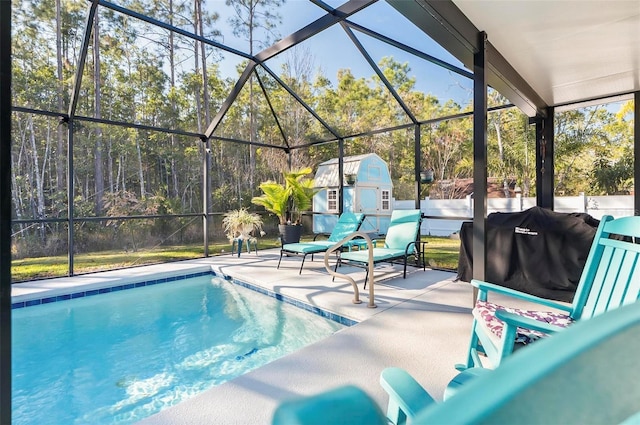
[{"left": 12, "top": 274, "right": 347, "bottom": 425}]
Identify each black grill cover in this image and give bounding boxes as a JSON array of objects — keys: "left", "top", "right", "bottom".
[{"left": 457, "top": 206, "right": 600, "bottom": 303}]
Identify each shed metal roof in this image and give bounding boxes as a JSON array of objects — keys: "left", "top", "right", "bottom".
[{"left": 314, "top": 153, "right": 386, "bottom": 187}]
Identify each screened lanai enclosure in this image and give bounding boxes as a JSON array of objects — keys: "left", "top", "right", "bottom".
[
  {"left": 6, "top": 0, "right": 640, "bottom": 282},
  {"left": 7, "top": 0, "right": 492, "bottom": 280},
  {"left": 2, "top": 0, "right": 640, "bottom": 423}
]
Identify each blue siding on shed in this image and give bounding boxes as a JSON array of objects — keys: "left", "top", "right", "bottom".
[
  {"left": 358, "top": 187, "right": 378, "bottom": 210},
  {"left": 314, "top": 214, "right": 338, "bottom": 234},
  {"left": 315, "top": 190, "right": 328, "bottom": 212},
  {"left": 344, "top": 187, "right": 355, "bottom": 211}
]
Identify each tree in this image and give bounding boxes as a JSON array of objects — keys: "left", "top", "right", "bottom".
[
  {"left": 590, "top": 100, "right": 635, "bottom": 195},
  {"left": 227, "top": 0, "right": 284, "bottom": 194},
  {"left": 554, "top": 106, "right": 612, "bottom": 195},
  {"left": 93, "top": 12, "right": 105, "bottom": 214},
  {"left": 486, "top": 92, "right": 535, "bottom": 197}
]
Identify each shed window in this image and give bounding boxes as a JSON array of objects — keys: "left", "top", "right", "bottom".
[
  {"left": 381, "top": 190, "right": 390, "bottom": 211},
  {"left": 328, "top": 189, "right": 338, "bottom": 212},
  {"left": 368, "top": 165, "right": 382, "bottom": 181}
]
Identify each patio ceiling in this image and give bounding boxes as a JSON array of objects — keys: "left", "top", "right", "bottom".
[{"left": 389, "top": 0, "right": 640, "bottom": 117}]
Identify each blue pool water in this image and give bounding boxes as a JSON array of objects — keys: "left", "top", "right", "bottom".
[{"left": 12, "top": 275, "right": 346, "bottom": 425}]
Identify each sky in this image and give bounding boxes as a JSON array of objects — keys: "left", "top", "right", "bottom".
[
  {"left": 202, "top": 0, "right": 631, "bottom": 115},
  {"left": 204, "top": 0, "right": 475, "bottom": 107}
]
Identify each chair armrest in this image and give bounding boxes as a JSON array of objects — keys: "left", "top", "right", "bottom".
[
  {"left": 380, "top": 367, "right": 436, "bottom": 420},
  {"left": 495, "top": 310, "right": 564, "bottom": 335},
  {"left": 471, "top": 279, "right": 572, "bottom": 312},
  {"left": 444, "top": 367, "right": 492, "bottom": 400},
  {"left": 352, "top": 233, "right": 379, "bottom": 249},
  {"left": 404, "top": 240, "right": 419, "bottom": 255},
  {"left": 347, "top": 238, "right": 376, "bottom": 251}
]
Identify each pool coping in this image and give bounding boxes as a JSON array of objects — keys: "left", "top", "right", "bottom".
[
  {"left": 229, "top": 276, "right": 357, "bottom": 326},
  {"left": 11, "top": 262, "right": 214, "bottom": 303},
  {"left": 11, "top": 262, "right": 358, "bottom": 326},
  {"left": 11, "top": 270, "right": 212, "bottom": 309}
]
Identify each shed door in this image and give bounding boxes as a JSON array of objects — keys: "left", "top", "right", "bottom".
[{"left": 357, "top": 187, "right": 380, "bottom": 232}]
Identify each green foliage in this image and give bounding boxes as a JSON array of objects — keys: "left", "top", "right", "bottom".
[
  {"left": 553, "top": 104, "right": 633, "bottom": 196},
  {"left": 222, "top": 208, "right": 264, "bottom": 240},
  {"left": 251, "top": 167, "right": 318, "bottom": 224},
  {"left": 284, "top": 167, "right": 317, "bottom": 213},
  {"left": 251, "top": 181, "right": 290, "bottom": 224},
  {"left": 103, "top": 191, "right": 160, "bottom": 251},
  {"left": 591, "top": 154, "right": 634, "bottom": 195}
]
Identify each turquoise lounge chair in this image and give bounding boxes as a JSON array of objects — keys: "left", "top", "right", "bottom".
[
  {"left": 458, "top": 214, "right": 640, "bottom": 370},
  {"left": 273, "top": 301, "right": 640, "bottom": 425},
  {"left": 278, "top": 212, "right": 365, "bottom": 274},
  {"left": 336, "top": 209, "right": 424, "bottom": 283}
]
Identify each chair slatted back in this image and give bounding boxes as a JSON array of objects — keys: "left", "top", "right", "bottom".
[
  {"left": 419, "top": 302, "right": 640, "bottom": 424},
  {"left": 572, "top": 215, "right": 640, "bottom": 321},
  {"left": 327, "top": 213, "right": 365, "bottom": 242},
  {"left": 383, "top": 209, "right": 422, "bottom": 251}
]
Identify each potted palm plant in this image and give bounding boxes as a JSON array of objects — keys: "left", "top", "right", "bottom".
[
  {"left": 251, "top": 167, "right": 317, "bottom": 244},
  {"left": 222, "top": 208, "right": 264, "bottom": 256}
]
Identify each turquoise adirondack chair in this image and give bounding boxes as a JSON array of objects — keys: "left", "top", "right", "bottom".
[
  {"left": 273, "top": 301, "right": 640, "bottom": 425},
  {"left": 278, "top": 212, "right": 365, "bottom": 274},
  {"left": 336, "top": 209, "right": 424, "bottom": 284},
  {"left": 460, "top": 214, "right": 640, "bottom": 370}
]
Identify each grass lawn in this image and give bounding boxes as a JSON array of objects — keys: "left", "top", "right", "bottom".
[{"left": 11, "top": 236, "right": 460, "bottom": 283}]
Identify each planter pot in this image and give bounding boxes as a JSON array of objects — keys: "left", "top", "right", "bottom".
[
  {"left": 345, "top": 174, "right": 357, "bottom": 185},
  {"left": 420, "top": 170, "right": 434, "bottom": 184},
  {"left": 279, "top": 224, "right": 302, "bottom": 244}
]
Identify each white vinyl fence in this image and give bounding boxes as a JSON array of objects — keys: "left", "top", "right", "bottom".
[{"left": 394, "top": 194, "right": 636, "bottom": 236}]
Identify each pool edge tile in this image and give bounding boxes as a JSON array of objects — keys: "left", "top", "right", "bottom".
[{"left": 12, "top": 270, "right": 357, "bottom": 327}]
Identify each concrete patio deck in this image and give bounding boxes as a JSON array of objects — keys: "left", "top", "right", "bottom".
[
  {"left": 143, "top": 252, "right": 470, "bottom": 425},
  {"left": 13, "top": 248, "right": 554, "bottom": 424}
]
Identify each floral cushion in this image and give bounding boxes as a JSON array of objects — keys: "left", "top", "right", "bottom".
[{"left": 475, "top": 300, "right": 575, "bottom": 345}]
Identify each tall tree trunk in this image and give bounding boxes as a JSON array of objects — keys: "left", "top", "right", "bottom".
[
  {"left": 248, "top": 6, "right": 256, "bottom": 198},
  {"left": 42, "top": 123, "right": 52, "bottom": 203},
  {"left": 93, "top": 14, "right": 105, "bottom": 214},
  {"left": 194, "top": 0, "right": 209, "bottom": 216},
  {"left": 168, "top": 0, "right": 179, "bottom": 199},
  {"left": 195, "top": 0, "right": 212, "bottom": 213},
  {"left": 117, "top": 153, "right": 125, "bottom": 193},
  {"left": 12, "top": 121, "right": 26, "bottom": 221},
  {"left": 136, "top": 138, "right": 145, "bottom": 198},
  {"left": 192, "top": 2, "right": 203, "bottom": 134},
  {"left": 27, "top": 117, "right": 46, "bottom": 243},
  {"left": 10, "top": 155, "right": 22, "bottom": 221},
  {"left": 493, "top": 118, "right": 509, "bottom": 197},
  {"left": 196, "top": 0, "right": 210, "bottom": 126},
  {"left": 55, "top": 0, "right": 65, "bottom": 194},
  {"left": 108, "top": 138, "right": 114, "bottom": 194}
]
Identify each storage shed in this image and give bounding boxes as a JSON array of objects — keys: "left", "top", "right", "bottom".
[{"left": 313, "top": 153, "right": 393, "bottom": 234}]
